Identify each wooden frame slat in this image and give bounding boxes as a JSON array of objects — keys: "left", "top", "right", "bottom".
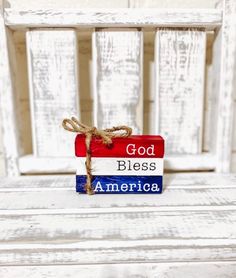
[
  {"left": 155, "top": 28, "right": 206, "bottom": 154},
  {"left": 93, "top": 28, "right": 143, "bottom": 133},
  {"left": 4, "top": 9, "right": 222, "bottom": 30},
  {"left": 26, "top": 29, "right": 79, "bottom": 157},
  {"left": 0, "top": 13, "right": 20, "bottom": 175},
  {"left": 215, "top": 0, "right": 236, "bottom": 172},
  {"left": 1, "top": 262, "right": 236, "bottom": 278}
]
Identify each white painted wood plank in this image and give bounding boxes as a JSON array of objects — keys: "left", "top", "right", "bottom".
[
  {"left": 1, "top": 172, "right": 236, "bottom": 189},
  {"left": 18, "top": 153, "right": 215, "bottom": 173},
  {"left": 4, "top": 9, "right": 222, "bottom": 30},
  {"left": 4, "top": 0, "right": 128, "bottom": 9},
  {"left": 215, "top": 0, "right": 236, "bottom": 172},
  {"left": 19, "top": 155, "right": 77, "bottom": 173},
  {"left": 26, "top": 30, "right": 79, "bottom": 157},
  {"left": 155, "top": 29, "right": 206, "bottom": 154},
  {"left": 0, "top": 240, "right": 235, "bottom": 265},
  {"left": 0, "top": 13, "right": 20, "bottom": 175},
  {"left": 165, "top": 153, "right": 215, "bottom": 170},
  {"left": 233, "top": 102, "right": 236, "bottom": 152},
  {"left": 93, "top": 29, "right": 143, "bottom": 133},
  {"left": 129, "top": 0, "right": 219, "bottom": 9},
  {"left": 0, "top": 208, "right": 235, "bottom": 243},
  {"left": 233, "top": 152, "right": 236, "bottom": 172},
  {"left": 1, "top": 262, "right": 236, "bottom": 278},
  {"left": 0, "top": 185, "right": 235, "bottom": 210}
]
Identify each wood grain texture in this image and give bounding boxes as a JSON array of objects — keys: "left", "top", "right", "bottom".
[
  {"left": 233, "top": 153, "right": 236, "bottom": 172},
  {"left": 0, "top": 240, "right": 235, "bottom": 265},
  {"left": 0, "top": 13, "right": 20, "bottom": 175},
  {"left": 233, "top": 102, "right": 236, "bottom": 152},
  {"left": 0, "top": 173, "right": 235, "bottom": 265},
  {"left": 1, "top": 172, "right": 236, "bottom": 189},
  {"left": 1, "top": 262, "right": 236, "bottom": 278},
  {"left": 26, "top": 30, "right": 79, "bottom": 157},
  {"left": 4, "top": 0, "right": 129, "bottom": 9},
  {"left": 18, "top": 153, "right": 216, "bottom": 173},
  {"left": 215, "top": 0, "right": 236, "bottom": 172},
  {"left": 4, "top": 9, "right": 222, "bottom": 29},
  {"left": 0, "top": 182, "right": 235, "bottom": 210},
  {"left": 155, "top": 29, "right": 206, "bottom": 154},
  {"left": 93, "top": 29, "right": 143, "bottom": 133},
  {"left": 1, "top": 208, "right": 235, "bottom": 243}
]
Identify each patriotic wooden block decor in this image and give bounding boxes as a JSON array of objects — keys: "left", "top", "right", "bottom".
[{"left": 75, "top": 135, "right": 164, "bottom": 194}]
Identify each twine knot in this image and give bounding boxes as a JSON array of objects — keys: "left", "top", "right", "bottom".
[{"left": 62, "top": 117, "right": 132, "bottom": 195}]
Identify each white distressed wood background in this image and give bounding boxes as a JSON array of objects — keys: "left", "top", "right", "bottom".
[{"left": 1, "top": 0, "right": 236, "bottom": 176}]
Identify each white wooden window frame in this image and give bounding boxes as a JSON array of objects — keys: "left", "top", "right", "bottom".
[{"left": 0, "top": 3, "right": 235, "bottom": 175}]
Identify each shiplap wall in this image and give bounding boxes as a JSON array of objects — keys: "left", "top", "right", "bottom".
[{"left": 0, "top": 0, "right": 236, "bottom": 175}]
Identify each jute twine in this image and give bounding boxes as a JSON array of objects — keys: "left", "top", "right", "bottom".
[{"left": 62, "top": 117, "right": 132, "bottom": 195}]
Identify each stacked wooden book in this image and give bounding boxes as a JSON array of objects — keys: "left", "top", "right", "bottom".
[{"left": 75, "top": 135, "right": 164, "bottom": 194}]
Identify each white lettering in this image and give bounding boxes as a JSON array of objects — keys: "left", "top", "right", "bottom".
[
  {"left": 126, "top": 144, "right": 136, "bottom": 155},
  {"left": 138, "top": 146, "right": 146, "bottom": 155},
  {"left": 126, "top": 144, "right": 156, "bottom": 156},
  {"left": 137, "top": 180, "right": 142, "bottom": 191},
  {"left": 121, "top": 183, "right": 129, "bottom": 191},
  {"left": 151, "top": 183, "right": 160, "bottom": 192},
  {"left": 129, "top": 183, "right": 136, "bottom": 191},
  {"left": 143, "top": 183, "right": 150, "bottom": 192},
  {"left": 106, "top": 183, "right": 119, "bottom": 192},
  {"left": 94, "top": 181, "right": 104, "bottom": 192},
  {"left": 147, "top": 145, "right": 155, "bottom": 156}
]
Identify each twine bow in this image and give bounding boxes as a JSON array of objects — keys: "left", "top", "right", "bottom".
[{"left": 62, "top": 117, "right": 132, "bottom": 195}]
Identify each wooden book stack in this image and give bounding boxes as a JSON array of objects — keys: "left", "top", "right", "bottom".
[{"left": 75, "top": 135, "right": 164, "bottom": 194}]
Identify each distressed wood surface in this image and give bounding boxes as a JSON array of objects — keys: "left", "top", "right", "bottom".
[
  {"left": 1, "top": 172, "right": 236, "bottom": 188},
  {"left": 1, "top": 262, "right": 236, "bottom": 278},
  {"left": 0, "top": 187, "right": 235, "bottom": 210},
  {"left": 1, "top": 208, "right": 235, "bottom": 243},
  {"left": 215, "top": 0, "right": 236, "bottom": 172},
  {"left": 233, "top": 153, "right": 236, "bottom": 172},
  {"left": 0, "top": 13, "right": 20, "bottom": 175},
  {"left": 0, "top": 173, "right": 235, "bottom": 266},
  {"left": 0, "top": 240, "right": 235, "bottom": 265},
  {"left": 0, "top": 175, "right": 236, "bottom": 210},
  {"left": 26, "top": 30, "right": 79, "bottom": 157},
  {"left": 18, "top": 153, "right": 216, "bottom": 174},
  {"left": 155, "top": 29, "right": 206, "bottom": 154},
  {"left": 4, "top": 9, "right": 222, "bottom": 29},
  {"left": 93, "top": 29, "right": 143, "bottom": 133}
]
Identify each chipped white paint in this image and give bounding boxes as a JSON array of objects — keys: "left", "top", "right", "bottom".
[
  {"left": 0, "top": 173, "right": 235, "bottom": 267},
  {"left": 4, "top": 9, "right": 222, "bottom": 29},
  {"left": 1, "top": 208, "right": 236, "bottom": 244},
  {"left": 0, "top": 175, "right": 236, "bottom": 210},
  {"left": 165, "top": 153, "right": 215, "bottom": 170},
  {"left": 18, "top": 153, "right": 215, "bottom": 173},
  {"left": 0, "top": 240, "right": 235, "bottom": 265},
  {"left": 1, "top": 172, "right": 236, "bottom": 189},
  {"left": 1, "top": 262, "right": 236, "bottom": 278},
  {"left": 233, "top": 153, "right": 236, "bottom": 172},
  {"left": 93, "top": 29, "right": 143, "bottom": 133},
  {"left": 26, "top": 30, "right": 79, "bottom": 157},
  {"left": 155, "top": 29, "right": 206, "bottom": 154},
  {"left": 215, "top": 0, "right": 236, "bottom": 172},
  {"left": 0, "top": 13, "right": 20, "bottom": 175},
  {"left": 18, "top": 155, "right": 76, "bottom": 173}
]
